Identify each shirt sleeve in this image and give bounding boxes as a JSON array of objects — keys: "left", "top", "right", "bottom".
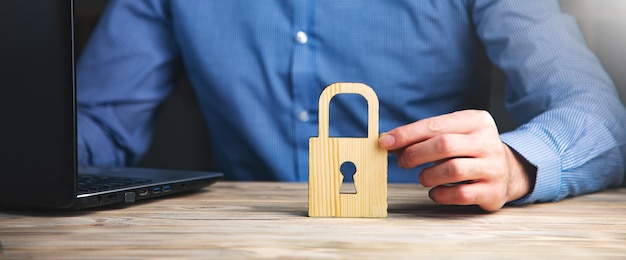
[
  {"left": 472, "top": 0, "right": 626, "bottom": 203},
  {"left": 77, "top": 0, "right": 179, "bottom": 166}
]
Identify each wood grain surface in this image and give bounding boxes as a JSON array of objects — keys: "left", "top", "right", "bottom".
[
  {"left": 1, "top": 182, "right": 626, "bottom": 259},
  {"left": 309, "top": 83, "right": 388, "bottom": 218}
]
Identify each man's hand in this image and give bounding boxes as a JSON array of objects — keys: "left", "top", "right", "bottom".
[{"left": 378, "top": 110, "right": 535, "bottom": 211}]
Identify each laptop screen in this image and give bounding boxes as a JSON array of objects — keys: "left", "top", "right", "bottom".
[{"left": 0, "top": 0, "right": 76, "bottom": 208}]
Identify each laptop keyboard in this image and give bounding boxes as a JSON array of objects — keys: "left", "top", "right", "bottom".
[{"left": 78, "top": 174, "right": 152, "bottom": 194}]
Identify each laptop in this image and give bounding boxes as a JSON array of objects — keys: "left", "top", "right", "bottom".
[{"left": 0, "top": 0, "right": 223, "bottom": 210}]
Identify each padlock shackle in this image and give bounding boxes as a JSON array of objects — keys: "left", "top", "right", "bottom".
[{"left": 318, "top": 83, "right": 379, "bottom": 138}]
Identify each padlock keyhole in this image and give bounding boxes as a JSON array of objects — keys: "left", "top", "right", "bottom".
[{"left": 339, "top": 161, "right": 357, "bottom": 194}]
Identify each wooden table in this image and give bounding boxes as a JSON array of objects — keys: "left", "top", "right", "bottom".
[{"left": 1, "top": 182, "right": 625, "bottom": 259}]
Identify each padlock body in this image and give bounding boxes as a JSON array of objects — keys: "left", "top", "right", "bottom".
[{"left": 308, "top": 136, "right": 388, "bottom": 217}]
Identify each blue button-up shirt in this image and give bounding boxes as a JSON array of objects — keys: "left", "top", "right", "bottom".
[{"left": 77, "top": 0, "right": 626, "bottom": 204}]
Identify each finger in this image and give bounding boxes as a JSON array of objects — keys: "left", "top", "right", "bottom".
[
  {"left": 379, "top": 110, "right": 495, "bottom": 151},
  {"left": 418, "top": 158, "right": 484, "bottom": 187},
  {"left": 428, "top": 182, "right": 506, "bottom": 212},
  {"left": 387, "top": 147, "right": 405, "bottom": 155},
  {"left": 397, "top": 134, "right": 483, "bottom": 168}
]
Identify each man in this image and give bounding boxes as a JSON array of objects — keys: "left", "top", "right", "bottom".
[{"left": 77, "top": 0, "right": 626, "bottom": 211}]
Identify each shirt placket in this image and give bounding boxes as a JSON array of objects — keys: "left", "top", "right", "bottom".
[{"left": 290, "top": 0, "right": 317, "bottom": 181}]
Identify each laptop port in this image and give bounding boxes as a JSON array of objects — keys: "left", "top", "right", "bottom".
[
  {"left": 152, "top": 186, "right": 161, "bottom": 194},
  {"left": 162, "top": 185, "right": 172, "bottom": 192},
  {"left": 138, "top": 189, "right": 149, "bottom": 197}
]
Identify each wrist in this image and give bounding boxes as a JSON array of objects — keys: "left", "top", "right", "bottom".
[{"left": 504, "top": 143, "right": 537, "bottom": 202}]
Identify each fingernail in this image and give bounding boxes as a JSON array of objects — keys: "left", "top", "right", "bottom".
[{"left": 379, "top": 133, "right": 395, "bottom": 148}]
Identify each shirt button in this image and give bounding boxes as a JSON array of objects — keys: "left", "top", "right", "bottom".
[
  {"left": 298, "top": 110, "right": 310, "bottom": 122},
  {"left": 295, "top": 31, "right": 308, "bottom": 44}
]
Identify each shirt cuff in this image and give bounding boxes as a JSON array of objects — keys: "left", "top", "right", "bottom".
[{"left": 500, "top": 129, "right": 562, "bottom": 205}]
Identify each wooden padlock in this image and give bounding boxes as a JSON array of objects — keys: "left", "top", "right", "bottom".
[{"left": 308, "top": 82, "right": 388, "bottom": 218}]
